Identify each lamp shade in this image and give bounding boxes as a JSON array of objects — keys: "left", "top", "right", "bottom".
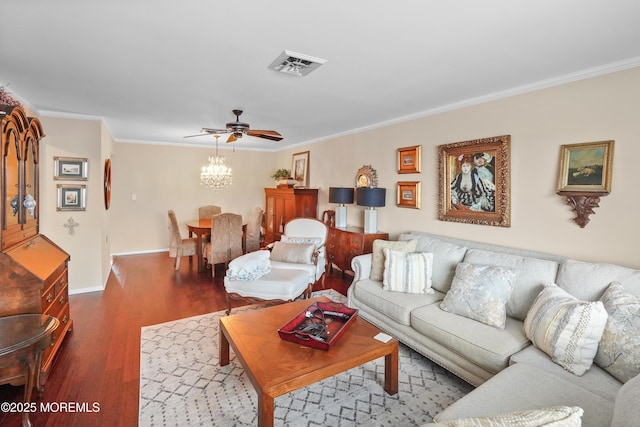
[
  {"left": 356, "top": 187, "right": 386, "bottom": 207},
  {"left": 329, "top": 187, "right": 355, "bottom": 204}
]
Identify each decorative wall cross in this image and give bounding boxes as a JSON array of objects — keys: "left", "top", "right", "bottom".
[{"left": 64, "top": 217, "right": 80, "bottom": 235}]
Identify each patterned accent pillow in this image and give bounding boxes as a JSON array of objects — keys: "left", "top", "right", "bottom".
[
  {"left": 382, "top": 249, "right": 434, "bottom": 294},
  {"left": 270, "top": 242, "right": 315, "bottom": 264},
  {"left": 226, "top": 250, "right": 271, "bottom": 281},
  {"left": 428, "top": 406, "right": 583, "bottom": 426},
  {"left": 280, "top": 235, "right": 323, "bottom": 248},
  {"left": 594, "top": 281, "right": 640, "bottom": 383},
  {"left": 524, "top": 284, "right": 608, "bottom": 376},
  {"left": 370, "top": 239, "right": 417, "bottom": 281},
  {"left": 440, "top": 262, "right": 517, "bottom": 329}
]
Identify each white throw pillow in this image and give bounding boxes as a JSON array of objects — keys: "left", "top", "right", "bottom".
[
  {"left": 382, "top": 248, "right": 434, "bottom": 294},
  {"left": 524, "top": 284, "right": 608, "bottom": 376},
  {"left": 428, "top": 406, "right": 583, "bottom": 426},
  {"left": 594, "top": 281, "right": 640, "bottom": 383},
  {"left": 370, "top": 239, "right": 417, "bottom": 281},
  {"left": 439, "top": 262, "right": 517, "bottom": 329},
  {"left": 270, "top": 241, "right": 315, "bottom": 264},
  {"left": 226, "top": 250, "right": 271, "bottom": 281}
]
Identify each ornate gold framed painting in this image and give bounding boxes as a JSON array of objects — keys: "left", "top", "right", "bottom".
[
  {"left": 397, "top": 181, "right": 421, "bottom": 209},
  {"left": 438, "top": 135, "right": 511, "bottom": 227},
  {"left": 397, "top": 145, "right": 421, "bottom": 174},
  {"left": 556, "top": 140, "right": 614, "bottom": 193}
]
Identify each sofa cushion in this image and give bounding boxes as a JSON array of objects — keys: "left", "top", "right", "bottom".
[
  {"left": 556, "top": 259, "right": 640, "bottom": 301},
  {"left": 595, "top": 281, "right": 640, "bottom": 383},
  {"left": 426, "top": 405, "right": 583, "bottom": 426},
  {"left": 383, "top": 249, "right": 434, "bottom": 294},
  {"left": 611, "top": 372, "right": 640, "bottom": 426},
  {"left": 270, "top": 241, "right": 315, "bottom": 264},
  {"left": 433, "top": 363, "right": 614, "bottom": 427},
  {"left": 463, "top": 249, "right": 560, "bottom": 321},
  {"left": 411, "top": 303, "right": 529, "bottom": 374},
  {"left": 510, "top": 345, "right": 622, "bottom": 402},
  {"left": 399, "top": 233, "right": 467, "bottom": 293},
  {"left": 370, "top": 239, "right": 417, "bottom": 281},
  {"left": 524, "top": 284, "right": 608, "bottom": 376},
  {"left": 351, "top": 278, "right": 443, "bottom": 326},
  {"left": 440, "top": 262, "right": 517, "bottom": 329}
]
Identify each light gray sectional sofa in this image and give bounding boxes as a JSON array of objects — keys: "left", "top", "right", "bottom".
[{"left": 346, "top": 231, "right": 640, "bottom": 426}]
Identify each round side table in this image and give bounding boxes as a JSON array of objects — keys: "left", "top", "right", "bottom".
[{"left": 0, "top": 314, "right": 59, "bottom": 427}]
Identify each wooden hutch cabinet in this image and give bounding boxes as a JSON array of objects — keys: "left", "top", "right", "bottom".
[
  {"left": 0, "top": 105, "right": 72, "bottom": 386},
  {"left": 264, "top": 187, "right": 318, "bottom": 244},
  {"left": 326, "top": 226, "right": 388, "bottom": 273}
]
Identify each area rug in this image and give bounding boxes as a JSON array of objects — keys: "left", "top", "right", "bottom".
[{"left": 139, "top": 289, "right": 473, "bottom": 426}]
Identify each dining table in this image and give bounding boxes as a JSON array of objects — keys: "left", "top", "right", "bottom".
[{"left": 186, "top": 218, "right": 247, "bottom": 273}]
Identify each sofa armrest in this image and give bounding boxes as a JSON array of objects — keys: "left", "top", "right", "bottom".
[{"left": 351, "top": 254, "right": 373, "bottom": 282}]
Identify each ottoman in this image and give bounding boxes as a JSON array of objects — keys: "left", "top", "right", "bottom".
[{"left": 223, "top": 268, "right": 310, "bottom": 314}]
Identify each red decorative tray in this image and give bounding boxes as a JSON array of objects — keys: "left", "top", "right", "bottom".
[{"left": 278, "top": 301, "right": 359, "bottom": 351}]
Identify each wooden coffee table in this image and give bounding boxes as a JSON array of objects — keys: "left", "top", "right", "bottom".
[{"left": 219, "top": 296, "right": 398, "bottom": 427}]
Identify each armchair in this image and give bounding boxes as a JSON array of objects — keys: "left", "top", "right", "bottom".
[{"left": 268, "top": 218, "right": 328, "bottom": 289}]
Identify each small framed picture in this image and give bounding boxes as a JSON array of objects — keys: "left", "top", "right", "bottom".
[
  {"left": 557, "top": 140, "right": 614, "bottom": 193},
  {"left": 291, "top": 151, "right": 310, "bottom": 187},
  {"left": 397, "top": 145, "right": 422, "bottom": 174},
  {"left": 54, "top": 157, "right": 88, "bottom": 181},
  {"left": 57, "top": 184, "right": 87, "bottom": 211},
  {"left": 397, "top": 181, "right": 421, "bottom": 209}
]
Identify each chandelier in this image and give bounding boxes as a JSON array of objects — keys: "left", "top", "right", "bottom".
[{"left": 200, "top": 135, "right": 232, "bottom": 190}]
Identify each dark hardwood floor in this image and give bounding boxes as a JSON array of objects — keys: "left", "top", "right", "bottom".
[{"left": 0, "top": 252, "right": 353, "bottom": 427}]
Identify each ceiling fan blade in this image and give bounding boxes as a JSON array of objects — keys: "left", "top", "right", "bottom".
[
  {"left": 226, "top": 134, "right": 238, "bottom": 143},
  {"left": 183, "top": 133, "right": 211, "bottom": 138},
  {"left": 201, "top": 127, "right": 229, "bottom": 134},
  {"left": 247, "top": 129, "right": 283, "bottom": 141}
]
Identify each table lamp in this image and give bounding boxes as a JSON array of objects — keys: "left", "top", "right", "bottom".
[
  {"left": 329, "top": 187, "right": 355, "bottom": 228},
  {"left": 356, "top": 187, "right": 386, "bottom": 233}
]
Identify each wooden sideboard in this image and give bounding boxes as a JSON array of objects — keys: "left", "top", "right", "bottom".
[
  {"left": 326, "top": 226, "right": 388, "bottom": 273},
  {"left": 264, "top": 187, "right": 318, "bottom": 244},
  {"left": 0, "top": 105, "right": 72, "bottom": 386}
]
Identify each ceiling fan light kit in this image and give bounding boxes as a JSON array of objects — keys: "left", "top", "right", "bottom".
[{"left": 268, "top": 50, "right": 327, "bottom": 77}]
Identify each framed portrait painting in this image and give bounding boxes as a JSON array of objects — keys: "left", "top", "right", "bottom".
[
  {"left": 556, "top": 140, "right": 614, "bottom": 193},
  {"left": 438, "top": 135, "right": 511, "bottom": 227},
  {"left": 54, "top": 156, "right": 88, "bottom": 181},
  {"left": 57, "top": 184, "right": 87, "bottom": 211},
  {"left": 291, "top": 151, "right": 310, "bottom": 187},
  {"left": 397, "top": 181, "right": 421, "bottom": 209}
]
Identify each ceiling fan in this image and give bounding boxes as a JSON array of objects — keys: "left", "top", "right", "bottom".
[{"left": 184, "top": 109, "right": 283, "bottom": 143}]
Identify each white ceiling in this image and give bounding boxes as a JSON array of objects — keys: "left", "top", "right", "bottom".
[{"left": 2, "top": 1, "right": 640, "bottom": 151}]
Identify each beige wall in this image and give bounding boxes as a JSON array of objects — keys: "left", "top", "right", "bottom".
[
  {"left": 109, "top": 142, "right": 276, "bottom": 254},
  {"left": 38, "top": 66, "right": 640, "bottom": 293},
  {"left": 39, "top": 117, "right": 106, "bottom": 293},
  {"left": 275, "top": 67, "right": 640, "bottom": 269}
]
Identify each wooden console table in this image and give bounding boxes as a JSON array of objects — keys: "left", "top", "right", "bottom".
[{"left": 326, "top": 226, "right": 388, "bottom": 273}]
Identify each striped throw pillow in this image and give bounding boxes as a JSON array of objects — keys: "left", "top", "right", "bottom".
[
  {"left": 524, "top": 284, "right": 608, "bottom": 376},
  {"left": 382, "top": 248, "right": 434, "bottom": 294}
]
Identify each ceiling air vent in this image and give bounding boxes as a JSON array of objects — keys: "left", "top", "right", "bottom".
[{"left": 268, "top": 50, "right": 327, "bottom": 76}]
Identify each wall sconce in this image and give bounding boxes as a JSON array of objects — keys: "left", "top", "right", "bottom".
[
  {"left": 356, "top": 187, "right": 386, "bottom": 233},
  {"left": 329, "top": 187, "right": 354, "bottom": 228}
]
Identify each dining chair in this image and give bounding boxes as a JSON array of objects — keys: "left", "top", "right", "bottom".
[
  {"left": 244, "top": 206, "right": 264, "bottom": 253},
  {"left": 204, "top": 212, "right": 243, "bottom": 277},
  {"left": 167, "top": 210, "right": 198, "bottom": 270},
  {"left": 198, "top": 205, "right": 222, "bottom": 219}
]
